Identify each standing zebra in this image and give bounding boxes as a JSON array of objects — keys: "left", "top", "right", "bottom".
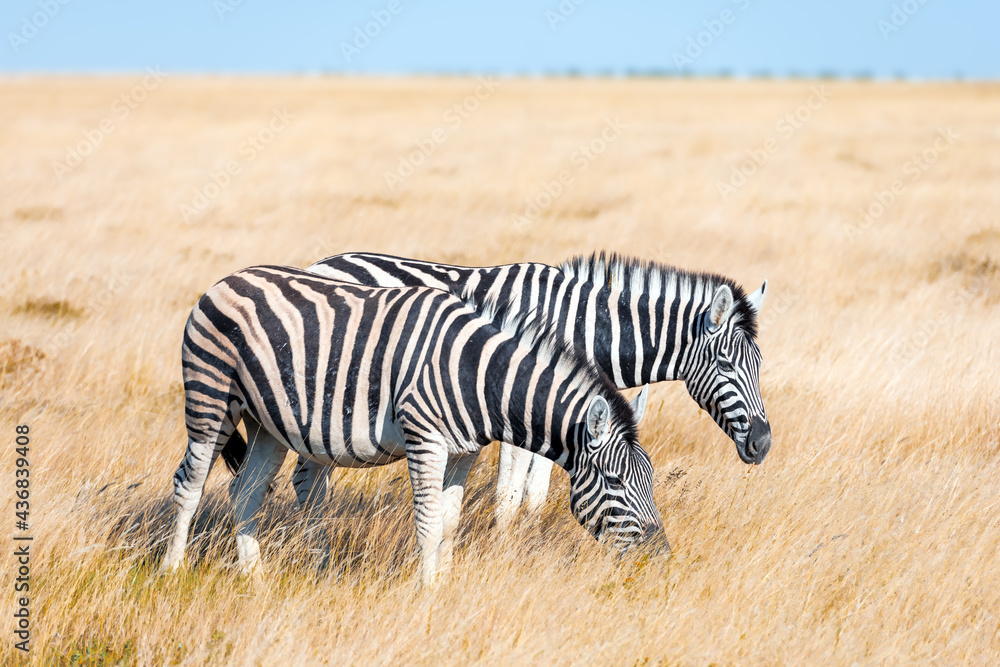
[
  {"left": 297, "top": 252, "right": 771, "bottom": 525},
  {"left": 162, "top": 266, "right": 664, "bottom": 583}
]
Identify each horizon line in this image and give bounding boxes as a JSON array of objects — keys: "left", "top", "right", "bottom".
[{"left": 0, "top": 69, "right": 992, "bottom": 83}]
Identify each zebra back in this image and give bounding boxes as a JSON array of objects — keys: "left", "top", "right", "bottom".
[
  {"left": 181, "top": 264, "right": 663, "bottom": 544},
  {"left": 309, "top": 251, "right": 770, "bottom": 463}
]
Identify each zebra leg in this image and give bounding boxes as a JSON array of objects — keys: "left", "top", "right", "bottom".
[
  {"left": 437, "top": 451, "right": 480, "bottom": 575},
  {"left": 292, "top": 456, "right": 332, "bottom": 514},
  {"left": 405, "top": 437, "right": 449, "bottom": 586},
  {"left": 162, "top": 394, "right": 241, "bottom": 572},
  {"left": 495, "top": 444, "right": 533, "bottom": 529},
  {"left": 522, "top": 454, "right": 554, "bottom": 514},
  {"left": 292, "top": 456, "right": 334, "bottom": 568},
  {"left": 162, "top": 437, "right": 222, "bottom": 571},
  {"left": 229, "top": 415, "right": 288, "bottom": 574}
]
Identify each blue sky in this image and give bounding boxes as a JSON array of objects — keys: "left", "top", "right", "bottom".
[{"left": 1, "top": 0, "right": 996, "bottom": 79}]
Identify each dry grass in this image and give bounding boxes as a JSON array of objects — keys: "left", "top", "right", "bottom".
[{"left": 1, "top": 76, "right": 999, "bottom": 665}]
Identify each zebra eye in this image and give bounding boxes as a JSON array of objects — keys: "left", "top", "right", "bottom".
[
  {"left": 718, "top": 359, "right": 735, "bottom": 373},
  {"left": 606, "top": 474, "right": 623, "bottom": 490}
]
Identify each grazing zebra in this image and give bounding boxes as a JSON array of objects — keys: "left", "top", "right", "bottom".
[
  {"left": 162, "top": 265, "right": 664, "bottom": 583},
  {"left": 298, "top": 252, "right": 771, "bottom": 525}
]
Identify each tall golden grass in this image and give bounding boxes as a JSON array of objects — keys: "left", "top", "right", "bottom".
[{"left": 1, "top": 76, "right": 998, "bottom": 664}]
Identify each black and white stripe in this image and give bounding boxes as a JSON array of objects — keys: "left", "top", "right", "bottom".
[
  {"left": 162, "top": 265, "right": 664, "bottom": 582},
  {"left": 303, "top": 252, "right": 771, "bottom": 520}
]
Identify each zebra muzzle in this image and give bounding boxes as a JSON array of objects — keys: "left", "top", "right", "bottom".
[{"left": 745, "top": 416, "right": 772, "bottom": 464}]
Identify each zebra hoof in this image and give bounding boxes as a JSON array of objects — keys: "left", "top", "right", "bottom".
[{"left": 158, "top": 555, "right": 184, "bottom": 574}]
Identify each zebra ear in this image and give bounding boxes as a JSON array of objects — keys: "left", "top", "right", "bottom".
[
  {"left": 586, "top": 396, "right": 611, "bottom": 438},
  {"left": 746, "top": 280, "right": 767, "bottom": 315},
  {"left": 629, "top": 385, "right": 649, "bottom": 424},
  {"left": 708, "top": 285, "right": 734, "bottom": 332}
]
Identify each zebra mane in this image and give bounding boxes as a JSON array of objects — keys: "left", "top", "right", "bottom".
[
  {"left": 454, "top": 285, "right": 641, "bottom": 443},
  {"left": 559, "top": 251, "right": 759, "bottom": 340}
]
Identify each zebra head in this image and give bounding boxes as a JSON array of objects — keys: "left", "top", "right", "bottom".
[
  {"left": 568, "top": 387, "right": 667, "bottom": 553},
  {"left": 684, "top": 280, "right": 771, "bottom": 465}
]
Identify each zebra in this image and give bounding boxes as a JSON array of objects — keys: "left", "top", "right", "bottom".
[
  {"left": 297, "top": 252, "right": 771, "bottom": 526},
  {"left": 161, "top": 265, "right": 664, "bottom": 584}
]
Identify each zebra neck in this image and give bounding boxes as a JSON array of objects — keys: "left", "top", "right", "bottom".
[
  {"left": 586, "top": 283, "right": 704, "bottom": 388},
  {"left": 477, "top": 340, "right": 579, "bottom": 470}
]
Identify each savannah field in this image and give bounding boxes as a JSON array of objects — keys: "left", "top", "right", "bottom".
[{"left": 1, "top": 76, "right": 998, "bottom": 665}]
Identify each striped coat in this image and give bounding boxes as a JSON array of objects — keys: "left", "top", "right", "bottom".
[
  {"left": 298, "top": 252, "right": 771, "bottom": 523},
  {"left": 162, "top": 265, "right": 664, "bottom": 582}
]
